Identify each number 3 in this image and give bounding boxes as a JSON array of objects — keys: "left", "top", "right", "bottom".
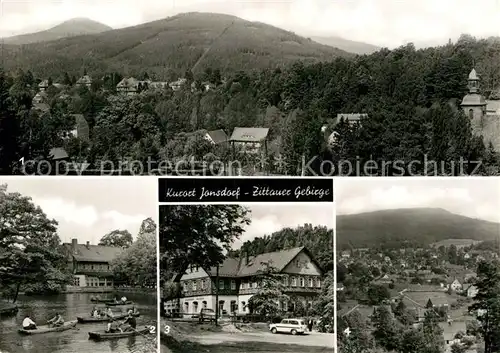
[
  {"left": 149, "top": 325, "right": 156, "bottom": 333},
  {"left": 164, "top": 325, "right": 170, "bottom": 334}
]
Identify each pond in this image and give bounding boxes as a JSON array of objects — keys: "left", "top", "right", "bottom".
[{"left": 0, "top": 292, "right": 158, "bottom": 353}]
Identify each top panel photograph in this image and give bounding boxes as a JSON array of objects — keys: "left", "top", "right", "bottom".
[{"left": 1, "top": 0, "right": 499, "bottom": 176}]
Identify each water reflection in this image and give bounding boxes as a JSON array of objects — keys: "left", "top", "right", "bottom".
[{"left": 0, "top": 292, "right": 157, "bottom": 353}]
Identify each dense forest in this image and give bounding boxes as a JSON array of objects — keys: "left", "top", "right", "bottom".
[
  {"left": 1, "top": 34, "right": 500, "bottom": 175},
  {"left": 229, "top": 224, "right": 334, "bottom": 272}
]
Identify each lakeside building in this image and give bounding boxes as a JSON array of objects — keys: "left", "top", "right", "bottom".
[
  {"left": 164, "top": 246, "right": 324, "bottom": 317},
  {"left": 62, "top": 238, "right": 123, "bottom": 291}
]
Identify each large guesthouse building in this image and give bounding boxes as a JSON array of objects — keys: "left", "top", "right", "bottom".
[
  {"left": 63, "top": 238, "right": 123, "bottom": 290},
  {"left": 167, "top": 247, "right": 323, "bottom": 317}
]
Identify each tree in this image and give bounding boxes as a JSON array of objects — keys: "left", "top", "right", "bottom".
[
  {"left": 372, "top": 306, "right": 400, "bottom": 351},
  {"left": 63, "top": 72, "right": 71, "bottom": 86},
  {"left": 469, "top": 261, "right": 500, "bottom": 353},
  {"left": 99, "top": 229, "right": 133, "bottom": 248},
  {"left": 111, "top": 218, "right": 157, "bottom": 287},
  {"left": 451, "top": 343, "right": 466, "bottom": 353},
  {"left": 0, "top": 184, "right": 71, "bottom": 302},
  {"left": 247, "top": 261, "right": 289, "bottom": 319},
  {"left": 367, "top": 284, "right": 390, "bottom": 305},
  {"left": 422, "top": 310, "right": 444, "bottom": 353},
  {"left": 0, "top": 69, "right": 21, "bottom": 174},
  {"left": 313, "top": 271, "right": 334, "bottom": 333},
  {"left": 159, "top": 205, "right": 250, "bottom": 276}
]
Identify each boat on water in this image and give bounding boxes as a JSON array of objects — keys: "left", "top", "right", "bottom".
[
  {"left": 90, "top": 298, "right": 116, "bottom": 304},
  {"left": 77, "top": 312, "right": 140, "bottom": 323},
  {"left": 105, "top": 301, "right": 133, "bottom": 306},
  {"left": 18, "top": 320, "right": 78, "bottom": 335},
  {"left": 88, "top": 326, "right": 150, "bottom": 340}
]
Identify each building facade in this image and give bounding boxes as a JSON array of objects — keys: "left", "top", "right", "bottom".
[
  {"left": 63, "top": 239, "right": 123, "bottom": 289},
  {"left": 461, "top": 68, "right": 500, "bottom": 151},
  {"left": 167, "top": 247, "right": 323, "bottom": 317}
]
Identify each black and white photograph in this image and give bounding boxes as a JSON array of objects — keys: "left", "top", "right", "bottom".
[
  {"left": 336, "top": 178, "right": 500, "bottom": 353},
  {"left": 1, "top": 1, "right": 500, "bottom": 176},
  {"left": 160, "top": 203, "right": 334, "bottom": 353},
  {"left": 0, "top": 178, "right": 158, "bottom": 353}
]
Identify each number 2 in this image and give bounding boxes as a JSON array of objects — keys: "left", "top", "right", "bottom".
[
  {"left": 149, "top": 325, "right": 156, "bottom": 334},
  {"left": 164, "top": 325, "right": 170, "bottom": 334}
]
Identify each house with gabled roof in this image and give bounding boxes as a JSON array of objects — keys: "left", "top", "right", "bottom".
[
  {"left": 38, "top": 80, "right": 50, "bottom": 91},
  {"left": 230, "top": 127, "right": 269, "bottom": 155},
  {"left": 172, "top": 247, "right": 323, "bottom": 317},
  {"left": 70, "top": 114, "right": 90, "bottom": 141},
  {"left": 76, "top": 75, "right": 92, "bottom": 87},
  {"left": 205, "top": 129, "right": 228, "bottom": 145},
  {"left": 62, "top": 238, "right": 124, "bottom": 290}
]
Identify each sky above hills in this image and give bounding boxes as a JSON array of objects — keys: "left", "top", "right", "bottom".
[
  {"left": 0, "top": 177, "right": 157, "bottom": 244},
  {"left": 337, "top": 178, "right": 500, "bottom": 223},
  {"left": 0, "top": 0, "right": 499, "bottom": 48}
]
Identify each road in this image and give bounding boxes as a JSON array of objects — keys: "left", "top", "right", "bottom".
[{"left": 189, "top": 331, "right": 335, "bottom": 348}]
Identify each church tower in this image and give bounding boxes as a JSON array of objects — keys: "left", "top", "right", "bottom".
[{"left": 461, "top": 68, "right": 487, "bottom": 131}]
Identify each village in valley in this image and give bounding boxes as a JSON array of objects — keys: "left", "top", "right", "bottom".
[{"left": 336, "top": 179, "right": 500, "bottom": 353}]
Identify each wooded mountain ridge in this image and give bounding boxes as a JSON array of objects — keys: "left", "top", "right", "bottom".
[
  {"left": 337, "top": 208, "right": 500, "bottom": 249},
  {"left": 0, "top": 12, "right": 349, "bottom": 80}
]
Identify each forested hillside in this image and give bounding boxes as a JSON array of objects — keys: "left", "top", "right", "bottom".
[
  {"left": 1, "top": 12, "right": 349, "bottom": 80},
  {"left": 229, "top": 224, "right": 334, "bottom": 272},
  {"left": 336, "top": 208, "right": 500, "bottom": 249},
  {"left": 1, "top": 34, "right": 500, "bottom": 175}
]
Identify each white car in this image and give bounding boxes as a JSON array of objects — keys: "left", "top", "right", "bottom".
[{"left": 269, "top": 319, "right": 307, "bottom": 335}]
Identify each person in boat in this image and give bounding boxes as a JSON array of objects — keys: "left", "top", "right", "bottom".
[
  {"left": 91, "top": 307, "right": 99, "bottom": 318},
  {"left": 113, "top": 296, "right": 119, "bottom": 303},
  {"left": 22, "top": 315, "right": 37, "bottom": 330},
  {"left": 121, "top": 311, "right": 137, "bottom": 332},
  {"left": 47, "top": 313, "right": 64, "bottom": 327},
  {"left": 120, "top": 296, "right": 127, "bottom": 303},
  {"left": 106, "top": 319, "right": 122, "bottom": 333},
  {"left": 106, "top": 307, "right": 114, "bottom": 318}
]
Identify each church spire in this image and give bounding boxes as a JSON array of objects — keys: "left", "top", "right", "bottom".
[{"left": 468, "top": 68, "right": 479, "bottom": 93}]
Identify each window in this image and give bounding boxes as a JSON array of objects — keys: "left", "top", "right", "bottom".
[
  {"left": 284, "top": 276, "right": 289, "bottom": 286},
  {"left": 219, "top": 280, "right": 224, "bottom": 290},
  {"left": 283, "top": 301, "right": 288, "bottom": 311},
  {"left": 193, "top": 281, "right": 197, "bottom": 291},
  {"left": 308, "top": 278, "right": 313, "bottom": 287},
  {"left": 469, "top": 109, "right": 474, "bottom": 119},
  {"left": 253, "top": 282, "right": 257, "bottom": 288},
  {"left": 230, "top": 300, "right": 237, "bottom": 313},
  {"left": 73, "top": 277, "right": 80, "bottom": 286},
  {"left": 184, "top": 302, "right": 189, "bottom": 313},
  {"left": 193, "top": 301, "right": 198, "bottom": 313},
  {"left": 300, "top": 277, "right": 305, "bottom": 287},
  {"left": 241, "top": 301, "right": 246, "bottom": 312},
  {"left": 231, "top": 280, "right": 236, "bottom": 290},
  {"left": 316, "top": 278, "right": 321, "bottom": 288},
  {"left": 291, "top": 277, "right": 297, "bottom": 287},
  {"left": 241, "top": 282, "right": 246, "bottom": 289},
  {"left": 201, "top": 279, "right": 206, "bottom": 289},
  {"left": 202, "top": 301, "right": 207, "bottom": 309}
]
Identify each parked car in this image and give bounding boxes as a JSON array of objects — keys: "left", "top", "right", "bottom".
[
  {"left": 269, "top": 319, "right": 307, "bottom": 335},
  {"left": 199, "top": 308, "right": 216, "bottom": 323}
]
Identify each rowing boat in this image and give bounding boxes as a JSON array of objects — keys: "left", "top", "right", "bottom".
[
  {"left": 77, "top": 312, "right": 140, "bottom": 323},
  {"left": 90, "top": 298, "right": 115, "bottom": 304},
  {"left": 88, "top": 326, "right": 150, "bottom": 340},
  {"left": 18, "top": 320, "right": 77, "bottom": 335},
  {"left": 105, "top": 301, "right": 133, "bottom": 306}
]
